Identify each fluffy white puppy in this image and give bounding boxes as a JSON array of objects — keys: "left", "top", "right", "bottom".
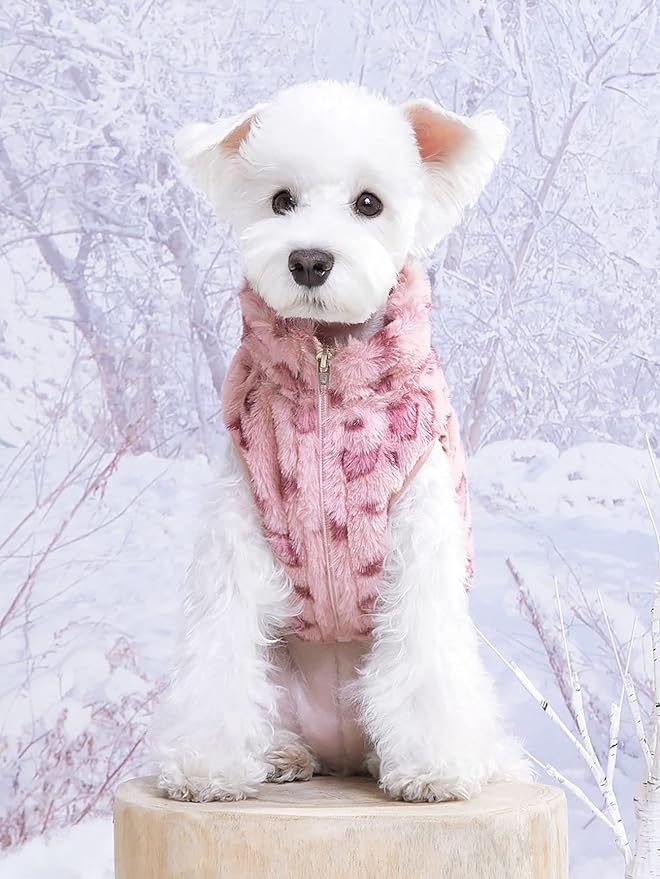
[{"left": 150, "top": 80, "right": 527, "bottom": 803}]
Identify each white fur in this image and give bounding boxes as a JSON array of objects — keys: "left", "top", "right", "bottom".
[
  {"left": 149, "top": 435, "right": 297, "bottom": 801},
  {"left": 357, "top": 443, "right": 529, "bottom": 801},
  {"left": 152, "top": 80, "right": 525, "bottom": 803},
  {"left": 152, "top": 442, "right": 527, "bottom": 802},
  {"left": 175, "top": 80, "right": 507, "bottom": 325}
]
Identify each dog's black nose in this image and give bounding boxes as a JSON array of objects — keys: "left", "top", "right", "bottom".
[{"left": 288, "top": 249, "right": 334, "bottom": 287}]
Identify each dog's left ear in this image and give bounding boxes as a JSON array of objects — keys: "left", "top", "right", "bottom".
[
  {"left": 173, "top": 103, "right": 267, "bottom": 211},
  {"left": 401, "top": 99, "right": 509, "bottom": 253}
]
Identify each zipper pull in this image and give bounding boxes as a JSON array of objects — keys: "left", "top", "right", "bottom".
[{"left": 316, "top": 347, "right": 331, "bottom": 388}]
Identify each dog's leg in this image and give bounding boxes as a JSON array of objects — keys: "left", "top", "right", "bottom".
[
  {"left": 150, "top": 437, "right": 293, "bottom": 802},
  {"left": 358, "top": 444, "right": 529, "bottom": 803},
  {"left": 265, "top": 644, "right": 320, "bottom": 783}
]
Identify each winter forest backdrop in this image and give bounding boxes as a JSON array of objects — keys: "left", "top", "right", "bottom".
[{"left": 0, "top": 1, "right": 658, "bottom": 876}]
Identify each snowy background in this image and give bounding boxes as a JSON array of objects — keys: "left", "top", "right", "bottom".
[{"left": 0, "top": 1, "right": 658, "bottom": 877}]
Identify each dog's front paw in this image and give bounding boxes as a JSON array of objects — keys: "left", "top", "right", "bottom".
[
  {"left": 157, "top": 757, "right": 267, "bottom": 802},
  {"left": 364, "top": 749, "right": 380, "bottom": 780},
  {"left": 265, "top": 732, "right": 319, "bottom": 783},
  {"left": 380, "top": 768, "right": 483, "bottom": 803}
]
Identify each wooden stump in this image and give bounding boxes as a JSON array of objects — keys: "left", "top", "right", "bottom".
[{"left": 114, "top": 775, "right": 568, "bottom": 879}]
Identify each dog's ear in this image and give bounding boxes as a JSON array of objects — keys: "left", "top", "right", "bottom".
[
  {"left": 401, "top": 99, "right": 509, "bottom": 253},
  {"left": 173, "top": 103, "right": 267, "bottom": 203}
]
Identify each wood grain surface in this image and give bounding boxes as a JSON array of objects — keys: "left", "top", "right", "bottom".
[{"left": 114, "top": 775, "right": 568, "bottom": 878}]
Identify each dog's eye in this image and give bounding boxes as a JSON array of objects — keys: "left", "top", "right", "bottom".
[
  {"left": 354, "top": 192, "right": 383, "bottom": 217},
  {"left": 272, "top": 190, "right": 296, "bottom": 215}
]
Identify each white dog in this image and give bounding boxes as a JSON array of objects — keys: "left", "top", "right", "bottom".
[{"left": 150, "top": 80, "right": 527, "bottom": 803}]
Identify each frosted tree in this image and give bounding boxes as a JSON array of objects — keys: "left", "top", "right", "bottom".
[
  {"left": 482, "top": 439, "right": 660, "bottom": 876},
  {"left": 426, "top": 0, "right": 658, "bottom": 452},
  {"left": 0, "top": 0, "right": 309, "bottom": 453},
  {"left": 1, "top": 0, "right": 657, "bottom": 456}
]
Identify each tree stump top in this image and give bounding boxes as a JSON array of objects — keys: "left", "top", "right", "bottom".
[
  {"left": 114, "top": 776, "right": 568, "bottom": 879},
  {"left": 117, "top": 773, "right": 560, "bottom": 817}
]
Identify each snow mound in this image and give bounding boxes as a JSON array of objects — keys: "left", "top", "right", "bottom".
[
  {"left": 0, "top": 818, "right": 113, "bottom": 879},
  {"left": 470, "top": 440, "right": 655, "bottom": 525}
]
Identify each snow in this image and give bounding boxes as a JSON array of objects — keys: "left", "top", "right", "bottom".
[
  {"left": 1, "top": 819, "right": 113, "bottom": 879},
  {"left": 1, "top": 437, "right": 655, "bottom": 878},
  {"left": 470, "top": 440, "right": 657, "bottom": 526}
]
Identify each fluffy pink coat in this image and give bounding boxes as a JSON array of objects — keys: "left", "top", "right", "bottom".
[{"left": 223, "top": 262, "right": 472, "bottom": 643}]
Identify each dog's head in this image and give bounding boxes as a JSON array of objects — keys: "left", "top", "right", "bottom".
[{"left": 176, "top": 81, "right": 507, "bottom": 324}]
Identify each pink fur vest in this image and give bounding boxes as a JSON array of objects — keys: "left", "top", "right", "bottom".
[{"left": 223, "top": 262, "right": 472, "bottom": 643}]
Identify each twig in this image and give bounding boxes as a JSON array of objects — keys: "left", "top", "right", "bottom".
[
  {"left": 625, "top": 671, "right": 652, "bottom": 771},
  {"left": 478, "top": 622, "right": 630, "bottom": 860},
  {"left": 525, "top": 750, "right": 615, "bottom": 832}
]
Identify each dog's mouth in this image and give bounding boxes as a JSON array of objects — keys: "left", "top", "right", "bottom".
[
  {"left": 299, "top": 288, "right": 327, "bottom": 310},
  {"left": 314, "top": 311, "right": 387, "bottom": 345},
  {"left": 282, "top": 286, "right": 388, "bottom": 344}
]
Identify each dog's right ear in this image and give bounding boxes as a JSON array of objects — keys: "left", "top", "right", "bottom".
[{"left": 173, "top": 103, "right": 266, "bottom": 201}]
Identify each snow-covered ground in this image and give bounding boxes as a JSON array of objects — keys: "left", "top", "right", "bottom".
[{"left": 1, "top": 436, "right": 655, "bottom": 878}]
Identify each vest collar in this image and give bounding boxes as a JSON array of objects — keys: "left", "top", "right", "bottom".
[{"left": 238, "top": 261, "right": 435, "bottom": 402}]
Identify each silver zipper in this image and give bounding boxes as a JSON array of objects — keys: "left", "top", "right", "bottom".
[
  {"left": 316, "top": 346, "right": 340, "bottom": 633},
  {"left": 317, "top": 348, "right": 331, "bottom": 386}
]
